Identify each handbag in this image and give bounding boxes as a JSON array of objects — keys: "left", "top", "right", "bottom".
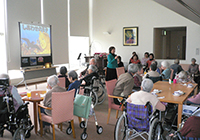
[{"left": 73, "top": 94, "right": 92, "bottom": 119}]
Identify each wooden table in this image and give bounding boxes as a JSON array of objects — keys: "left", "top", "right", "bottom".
[
  {"left": 153, "top": 81, "right": 198, "bottom": 128},
  {"left": 21, "top": 91, "right": 46, "bottom": 134}
]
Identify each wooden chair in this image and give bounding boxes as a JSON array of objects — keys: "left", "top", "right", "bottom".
[
  {"left": 105, "top": 79, "right": 124, "bottom": 124},
  {"left": 116, "top": 67, "right": 125, "bottom": 78},
  {"left": 38, "top": 89, "right": 76, "bottom": 140},
  {"left": 58, "top": 77, "right": 66, "bottom": 89}
]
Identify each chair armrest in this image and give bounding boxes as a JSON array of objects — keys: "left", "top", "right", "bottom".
[
  {"left": 38, "top": 104, "right": 52, "bottom": 110},
  {"left": 108, "top": 94, "right": 123, "bottom": 100}
]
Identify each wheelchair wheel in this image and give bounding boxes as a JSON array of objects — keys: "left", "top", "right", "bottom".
[
  {"left": 96, "top": 126, "right": 103, "bottom": 134},
  {"left": 93, "top": 81, "right": 106, "bottom": 105},
  {"left": 148, "top": 118, "right": 163, "bottom": 140},
  {"left": 81, "top": 132, "right": 88, "bottom": 140},
  {"left": 114, "top": 114, "right": 127, "bottom": 140},
  {"left": 13, "top": 128, "right": 25, "bottom": 140},
  {"left": 80, "top": 121, "right": 85, "bottom": 129},
  {"left": 66, "top": 127, "right": 72, "bottom": 135},
  {"left": 90, "top": 91, "right": 98, "bottom": 107}
]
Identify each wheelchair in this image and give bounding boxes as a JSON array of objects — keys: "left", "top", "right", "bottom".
[
  {"left": 0, "top": 79, "right": 33, "bottom": 140},
  {"left": 80, "top": 71, "right": 106, "bottom": 106},
  {"left": 114, "top": 101, "right": 164, "bottom": 140}
]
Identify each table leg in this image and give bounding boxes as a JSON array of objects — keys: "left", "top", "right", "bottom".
[
  {"left": 177, "top": 104, "right": 183, "bottom": 128},
  {"left": 33, "top": 102, "right": 38, "bottom": 134}
]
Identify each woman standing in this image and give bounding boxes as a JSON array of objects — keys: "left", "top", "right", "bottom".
[{"left": 106, "top": 46, "right": 118, "bottom": 81}]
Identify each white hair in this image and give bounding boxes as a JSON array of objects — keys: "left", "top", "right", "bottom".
[
  {"left": 128, "top": 63, "right": 138, "bottom": 74},
  {"left": 141, "top": 78, "right": 153, "bottom": 92},
  {"left": 88, "top": 65, "right": 98, "bottom": 72},
  {"left": 47, "top": 75, "right": 58, "bottom": 88},
  {"left": 161, "top": 61, "right": 169, "bottom": 68}
]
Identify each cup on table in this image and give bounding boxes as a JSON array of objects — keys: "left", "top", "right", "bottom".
[{"left": 27, "top": 90, "right": 31, "bottom": 99}]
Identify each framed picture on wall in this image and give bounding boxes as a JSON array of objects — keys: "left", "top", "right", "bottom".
[{"left": 123, "top": 27, "right": 138, "bottom": 46}]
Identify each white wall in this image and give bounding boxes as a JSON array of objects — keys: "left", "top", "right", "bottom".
[{"left": 92, "top": 0, "right": 200, "bottom": 66}]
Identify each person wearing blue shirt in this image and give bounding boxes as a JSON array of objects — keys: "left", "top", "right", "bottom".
[
  {"left": 106, "top": 46, "right": 118, "bottom": 81},
  {"left": 161, "top": 61, "right": 171, "bottom": 80},
  {"left": 67, "top": 70, "right": 81, "bottom": 97}
]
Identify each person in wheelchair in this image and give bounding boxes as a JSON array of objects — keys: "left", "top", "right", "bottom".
[
  {"left": 0, "top": 73, "right": 33, "bottom": 138},
  {"left": 143, "top": 63, "right": 160, "bottom": 79},
  {"left": 0, "top": 73, "right": 23, "bottom": 112},
  {"left": 170, "top": 116, "right": 200, "bottom": 139},
  {"left": 126, "top": 78, "right": 166, "bottom": 112}
]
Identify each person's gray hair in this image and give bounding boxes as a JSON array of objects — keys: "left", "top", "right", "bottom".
[
  {"left": 90, "top": 58, "right": 96, "bottom": 64},
  {"left": 128, "top": 63, "right": 138, "bottom": 74},
  {"left": 47, "top": 75, "right": 58, "bottom": 88},
  {"left": 178, "top": 71, "right": 188, "bottom": 80},
  {"left": 68, "top": 70, "right": 78, "bottom": 80},
  {"left": 88, "top": 65, "right": 97, "bottom": 72},
  {"left": 191, "top": 58, "right": 196, "bottom": 62},
  {"left": 174, "top": 59, "right": 179, "bottom": 64},
  {"left": 0, "top": 73, "right": 10, "bottom": 79},
  {"left": 161, "top": 61, "right": 169, "bottom": 68},
  {"left": 141, "top": 78, "right": 153, "bottom": 92}
]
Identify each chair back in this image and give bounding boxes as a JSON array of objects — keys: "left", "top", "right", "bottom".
[
  {"left": 105, "top": 79, "right": 117, "bottom": 106},
  {"left": 146, "top": 74, "right": 162, "bottom": 83},
  {"left": 180, "top": 64, "right": 189, "bottom": 71},
  {"left": 126, "top": 102, "right": 152, "bottom": 132},
  {"left": 116, "top": 67, "right": 125, "bottom": 78},
  {"left": 51, "top": 89, "right": 75, "bottom": 124},
  {"left": 58, "top": 77, "right": 66, "bottom": 88},
  {"left": 170, "top": 69, "right": 174, "bottom": 80}
]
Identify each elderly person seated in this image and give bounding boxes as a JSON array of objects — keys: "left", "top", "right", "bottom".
[
  {"left": 58, "top": 66, "right": 70, "bottom": 89},
  {"left": 0, "top": 73, "right": 23, "bottom": 112},
  {"left": 174, "top": 71, "right": 193, "bottom": 83},
  {"left": 80, "top": 58, "right": 97, "bottom": 77},
  {"left": 161, "top": 61, "right": 171, "bottom": 80},
  {"left": 42, "top": 75, "right": 66, "bottom": 133},
  {"left": 127, "top": 79, "right": 166, "bottom": 112},
  {"left": 133, "top": 64, "right": 143, "bottom": 90},
  {"left": 113, "top": 63, "right": 138, "bottom": 105},
  {"left": 67, "top": 70, "right": 81, "bottom": 95},
  {"left": 143, "top": 63, "right": 160, "bottom": 79},
  {"left": 188, "top": 58, "right": 199, "bottom": 75},
  {"left": 170, "top": 59, "right": 183, "bottom": 79}
]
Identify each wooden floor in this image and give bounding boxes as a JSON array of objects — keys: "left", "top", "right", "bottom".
[{"left": 2, "top": 82, "right": 171, "bottom": 140}]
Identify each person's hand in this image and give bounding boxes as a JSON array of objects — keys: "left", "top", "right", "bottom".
[
  {"left": 115, "top": 56, "right": 118, "bottom": 59},
  {"left": 169, "top": 133, "right": 174, "bottom": 137}
]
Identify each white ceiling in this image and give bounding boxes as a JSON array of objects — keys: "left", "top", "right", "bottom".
[{"left": 153, "top": 0, "right": 200, "bottom": 25}]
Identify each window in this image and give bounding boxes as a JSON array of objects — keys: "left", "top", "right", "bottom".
[{"left": 153, "top": 27, "right": 186, "bottom": 60}]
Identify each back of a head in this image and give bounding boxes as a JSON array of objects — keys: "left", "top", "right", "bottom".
[
  {"left": 141, "top": 78, "right": 153, "bottom": 92},
  {"left": 60, "top": 66, "right": 67, "bottom": 75},
  {"left": 178, "top": 71, "right": 188, "bottom": 80},
  {"left": 0, "top": 73, "right": 9, "bottom": 80},
  {"left": 161, "top": 61, "right": 169, "bottom": 68},
  {"left": 137, "top": 63, "right": 143, "bottom": 71},
  {"left": 150, "top": 63, "right": 157, "bottom": 71},
  {"left": 174, "top": 59, "right": 179, "bottom": 64},
  {"left": 88, "top": 65, "right": 98, "bottom": 72},
  {"left": 68, "top": 70, "right": 78, "bottom": 80},
  {"left": 47, "top": 75, "right": 58, "bottom": 88},
  {"left": 128, "top": 63, "right": 138, "bottom": 74}
]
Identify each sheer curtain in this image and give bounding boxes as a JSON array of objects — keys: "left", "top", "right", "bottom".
[{"left": 0, "top": 0, "right": 7, "bottom": 74}]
